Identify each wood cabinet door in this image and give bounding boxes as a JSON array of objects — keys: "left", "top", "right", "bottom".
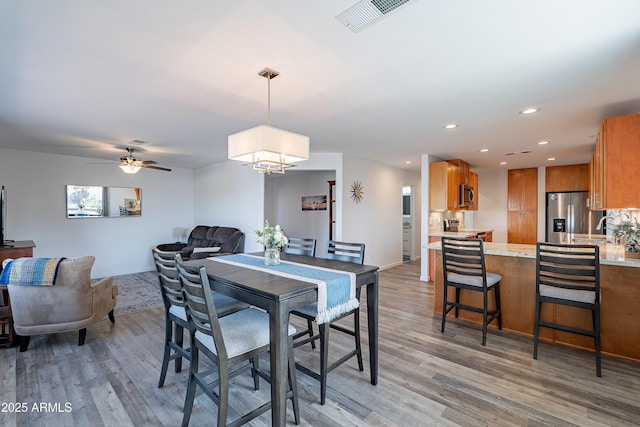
[
  {"left": 592, "top": 126, "right": 604, "bottom": 209},
  {"left": 603, "top": 114, "right": 640, "bottom": 208},
  {"left": 507, "top": 211, "right": 523, "bottom": 243},
  {"left": 545, "top": 165, "right": 574, "bottom": 192},
  {"left": 507, "top": 169, "right": 524, "bottom": 211},
  {"left": 546, "top": 164, "right": 590, "bottom": 192},
  {"left": 508, "top": 168, "right": 538, "bottom": 244},
  {"left": 520, "top": 210, "right": 538, "bottom": 244},
  {"left": 521, "top": 168, "right": 538, "bottom": 210},
  {"left": 446, "top": 162, "right": 459, "bottom": 210},
  {"left": 429, "top": 162, "right": 448, "bottom": 211},
  {"left": 469, "top": 171, "right": 478, "bottom": 210},
  {"left": 573, "top": 163, "right": 590, "bottom": 191}
]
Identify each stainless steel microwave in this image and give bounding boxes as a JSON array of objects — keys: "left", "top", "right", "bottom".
[{"left": 460, "top": 184, "right": 475, "bottom": 208}]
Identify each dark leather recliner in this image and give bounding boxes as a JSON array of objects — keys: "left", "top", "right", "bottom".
[{"left": 177, "top": 225, "right": 245, "bottom": 260}]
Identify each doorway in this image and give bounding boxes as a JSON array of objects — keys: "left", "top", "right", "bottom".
[{"left": 402, "top": 186, "right": 413, "bottom": 262}]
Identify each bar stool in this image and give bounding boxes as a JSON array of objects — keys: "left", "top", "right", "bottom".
[
  {"left": 441, "top": 236, "right": 502, "bottom": 346},
  {"left": 534, "top": 242, "right": 601, "bottom": 377}
]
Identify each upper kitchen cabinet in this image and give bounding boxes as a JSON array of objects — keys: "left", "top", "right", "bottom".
[
  {"left": 508, "top": 168, "right": 538, "bottom": 244},
  {"left": 469, "top": 171, "right": 478, "bottom": 210},
  {"left": 590, "top": 113, "right": 640, "bottom": 209},
  {"left": 430, "top": 161, "right": 459, "bottom": 210},
  {"left": 545, "top": 163, "right": 589, "bottom": 192},
  {"left": 447, "top": 159, "right": 470, "bottom": 185},
  {"left": 430, "top": 159, "right": 478, "bottom": 211}
]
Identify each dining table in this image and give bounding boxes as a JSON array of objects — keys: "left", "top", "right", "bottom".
[{"left": 183, "top": 251, "right": 379, "bottom": 427}]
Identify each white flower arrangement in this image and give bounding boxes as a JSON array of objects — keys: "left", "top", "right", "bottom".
[{"left": 255, "top": 220, "right": 288, "bottom": 249}]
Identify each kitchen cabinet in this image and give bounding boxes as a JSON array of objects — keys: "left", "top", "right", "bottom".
[
  {"left": 469, "top": 171, "right": 478, "bottom": 210},
  {"left": 507, "top": 168, "right": 538, "bottom": 244},
  {"left": 429, "top": 161, "right": 459, "bottom": 210},
  {"left": 590, "top": 113, "right": 640, "bottom": 209},
  {"left": 545, "top": 163, "right": 589, "bottom": 192},
  {"left": 447, "top": 159, "right": 470, "bottom": 185},
  {"left": 430, "top": 159, "right": 478, "bottom": 211}
]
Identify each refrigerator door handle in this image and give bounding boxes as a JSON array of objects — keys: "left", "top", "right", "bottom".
[{"left": 568, "top": 205, "right": 573, "bottom": 241}]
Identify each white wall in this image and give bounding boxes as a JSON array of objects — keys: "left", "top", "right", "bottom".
[
  {"left": 265, "top": 170, "right": 335, "bottom": 254},
  {"left": 0, "top": 148, "right": 421, "bottom": 277},
  {"left": 194, "top": 154, "right": 343, "bottom": 255},
  {"left": 342, "top": 154, "right": 421, "bottom": 270},
  {"left": 0, "top": 148, "right": 194, "bottom": 277},
  {"left": 193, "top": 160, "right": 265, "bottom": 253}
]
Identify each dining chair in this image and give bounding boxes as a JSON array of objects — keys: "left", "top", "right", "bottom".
[
  {"left": 283, "top": 237, "right": 316, "bottom": 257},
  {"left": 177, "top": 259, "right": 300, "bottom": 427},
  {"left": 283, "top": 237, "right": 318, "bottom": 348},
  {"left": 534, "top": 242, "right": 601, "bottom": 376},
  {"left": 441, "top": 236, "right": 502, "bottom": 346},
  {"left": 290, "top": 240, "right": 365, "bottom": 405},
  {"left": 152, "top": 249, "right": 248, "bottom": 388}
]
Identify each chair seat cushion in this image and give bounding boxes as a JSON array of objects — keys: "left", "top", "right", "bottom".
[
  {"left": 447, "top": 272, "right": 502, "bottom": 288},
  {"left": 539, "top": 285, "right": 596, "bottom": 304},
  {"left": 195, "top": 308, "right": 296, "bottom": 359},
  {"left": 169, "top": 305, "right": 187, "bottom": 322}
]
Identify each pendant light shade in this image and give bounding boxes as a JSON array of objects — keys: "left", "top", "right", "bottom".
[{"left": 228, "top": 68, "right": 309, "bottom": 174}]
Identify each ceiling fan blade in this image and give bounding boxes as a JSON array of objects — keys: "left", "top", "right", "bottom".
[
  {"left": 141, "top": 160, "right": 157, "bottom": 165},
  {"left": 141, "top": 164, "right": 172, "bottom": 172}
]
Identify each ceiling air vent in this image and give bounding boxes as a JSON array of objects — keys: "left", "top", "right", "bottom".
[{"left": 336, "top": 0, "right": 412, "bottom": 33}]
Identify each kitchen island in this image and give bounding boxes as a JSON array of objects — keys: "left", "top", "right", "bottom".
[{"left": 428, "top": 241, "right": 640, "bottom": 361}]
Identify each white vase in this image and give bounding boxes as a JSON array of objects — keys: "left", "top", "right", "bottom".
[{"left": 264, "top": 248, "right": 281, "bottom": 265}]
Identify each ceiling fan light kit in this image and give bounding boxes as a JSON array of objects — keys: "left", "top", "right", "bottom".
[
  {"left": 228, "top": 67, "right": 309, "bottom": 174},
  {"left": 118, "top": 147, "right": 171, "bottom": 174},
  {"left": 119, "top": 161, "right": 142, "bottom": 174}
]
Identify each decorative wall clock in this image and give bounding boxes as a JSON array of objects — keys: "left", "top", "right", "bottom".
[{"left": 350, "top": 180, "right": 364, "bottom": 203}]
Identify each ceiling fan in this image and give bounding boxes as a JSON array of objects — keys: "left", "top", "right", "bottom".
[{"left": 118, "top": 147, "right": 171, "bottom": 174}]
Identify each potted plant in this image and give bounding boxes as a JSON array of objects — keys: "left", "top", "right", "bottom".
[{"left": 612, "top": 217, "right": 640, "bottom": 259}]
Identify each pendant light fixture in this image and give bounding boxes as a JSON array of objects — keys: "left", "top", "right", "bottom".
[{"left": 228, "top": 68, "right": 309, "bottom": 174}]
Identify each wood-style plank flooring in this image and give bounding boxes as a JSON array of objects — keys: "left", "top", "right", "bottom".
[{"left": 2, "top": 260, "right": 640, "bottom": 426}]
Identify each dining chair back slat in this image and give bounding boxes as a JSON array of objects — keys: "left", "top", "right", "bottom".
[
  {"left": 284, "top": 237, "right": 316, "bottom": 257},
  {"left": 326, "top": 240, "right": 365, "bottom": 265}
]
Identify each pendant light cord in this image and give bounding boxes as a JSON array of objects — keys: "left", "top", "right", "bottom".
[{"left": 267, "top": 71, "right": 271, "bottom": 126}]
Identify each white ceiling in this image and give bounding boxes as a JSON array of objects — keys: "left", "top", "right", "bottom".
[{"left": 1, "top": 0, "right": 640, "bottom": 173}]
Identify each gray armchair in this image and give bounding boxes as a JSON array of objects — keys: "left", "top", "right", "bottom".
[{"left": 7, "top": 256, "right": 118, "bottom": 351}]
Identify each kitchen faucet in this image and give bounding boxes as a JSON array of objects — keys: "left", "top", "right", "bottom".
[{"left": 596, "top": 215, "right": 610, "bottom": 231}]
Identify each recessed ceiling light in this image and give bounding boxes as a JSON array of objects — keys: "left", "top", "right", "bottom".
[
  {"left": 443, "top": 123, "right": 458, "bottom": 129},
  {"left": 537, "top": 140, "right": 549, "bottom": 145},
  {"left": 499, "top": 161, "right": 507, "bottom": 165},
  {"left": 405, "top": 161, "right": 412, "bottom": 164},
  {"left": 519, "top": 107, "right": 540, "bottom": 115},
  {"left": 480, "top": 148, "right": 489, "bottom": 152},
  {"left": 547, "top": 157, "right": 556, "bottom": 161}
]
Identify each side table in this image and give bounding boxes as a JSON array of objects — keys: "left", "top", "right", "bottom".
[
  {"left": 0, "top": 240, "right": 35, "bottom": 347},
  {"left": 0, "top": 287, "right": 12, "bottom": 347}
]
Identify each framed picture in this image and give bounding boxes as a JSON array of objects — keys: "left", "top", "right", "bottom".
[{"left": 301, "top": 195, "right": 327, "bottom": 211}]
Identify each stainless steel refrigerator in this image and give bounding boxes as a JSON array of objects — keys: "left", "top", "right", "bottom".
[{"left": 546, "top": 192, "right": 606, "bottom": 243}]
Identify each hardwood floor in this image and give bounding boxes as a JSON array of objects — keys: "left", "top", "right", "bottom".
[{"left": 2, "top": 260, "right": 640, "bottom": 426}]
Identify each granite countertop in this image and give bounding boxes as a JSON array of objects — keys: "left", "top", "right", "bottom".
[
  {"left": 426, "top": 240, "right": 640, "bottom": 267},
  {"left": 428, "top": 228, "right": 493, "bottom": 238}
]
